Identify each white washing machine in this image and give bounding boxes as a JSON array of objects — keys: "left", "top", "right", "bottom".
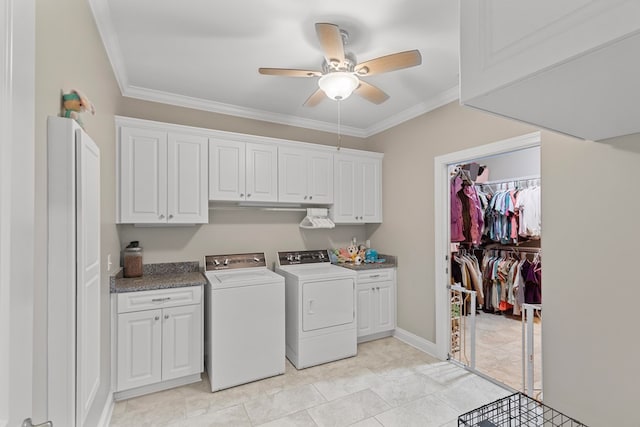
[
  {"left": 204, "top": 252, "right": 285, "bottom": 391},
  {"left": 275, "top": 250, "right": 357, "bottom": 369}
]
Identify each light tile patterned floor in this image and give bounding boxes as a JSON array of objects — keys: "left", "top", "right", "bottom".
[
  {"left": 454, "top": 312, "right": 542, "bottom": 393},
  {"left": 109, "top": 337, "right": 511, "bottom": 427}
]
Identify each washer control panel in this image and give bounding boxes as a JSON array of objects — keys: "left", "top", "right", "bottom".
[
  {"left": 204, "top": 252, "right": 266, "bottom": 271},
  {"left": 277, "top": 250, "right": 330, "bottom": 266}
]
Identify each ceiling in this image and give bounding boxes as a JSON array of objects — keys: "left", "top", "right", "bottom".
[{"left": 89, "top": 0, "right": 460, "bottom": 137}]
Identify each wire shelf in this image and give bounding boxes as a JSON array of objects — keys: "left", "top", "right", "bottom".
[{"left": 458, "top": 393, "right": 587, "bottom": 427}]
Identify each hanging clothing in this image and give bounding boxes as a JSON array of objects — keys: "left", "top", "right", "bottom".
[
  {"left": 451, "top": 176, "right": 465, "bottom": 242},
  {"left": 450, "top": 174, "right": 484, "bottom": 245}
]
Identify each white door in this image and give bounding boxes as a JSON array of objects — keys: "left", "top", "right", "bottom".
[
  {"left": 167, "top": 133, "right": 208, "bottom": 223},
  {"left": 120, "top": 127, "right": 168, "bottom": 223},
  {"left": 162, "top": 304, "right": 202, "bottom": 381},
  {"left": 356, "top": 286, "right": 374, "bottom": 337},
  {"left": 75, "top": 130, "right": 101, "bottom": 426},
  {"left": 375, "top": 281, "right": 395, "bottom": 332},
  {"left": 307, "top": 150, "right": 333, "bottom": 204},
  {"left": 246, "top": 143, "right": 278, "bottom": 202},
  {"left": 360, "top": 158, "right": 382, "bottom": 223},
  {"left": 302, "top": 278, "right": 354, "bottom": 331},
  {"left": 331, "top": 155, "right": 359, "bottom": 223},
  {"left": 278, "top": 147, "right": 307, "bottom": 203},
  {"left": 0, "top": 1, "right": 35, "bottom": 425},
  {"left": 117, "top": 309, "right": 163, "bottom": 391},
  {"left": 208, "top": 139, "right": 245, "bottom": 201}
]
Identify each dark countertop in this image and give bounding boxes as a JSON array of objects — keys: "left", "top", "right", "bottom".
[
  {"left": 110, "top": 261, "right": 207, "bottom": 293},
  {"left": 335, "top": 254, "right": 397, "bottom": 271}
]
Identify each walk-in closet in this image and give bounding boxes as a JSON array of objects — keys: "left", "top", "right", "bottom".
[{"left": 448, "top": 146, "right": 542, "bottom": 396}]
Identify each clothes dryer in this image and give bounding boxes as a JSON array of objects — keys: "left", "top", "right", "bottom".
[{"left": 275, "top": 250, "right": 357, "bottom": 369}]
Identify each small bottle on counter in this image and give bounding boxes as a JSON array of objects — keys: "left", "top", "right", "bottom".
[{"left": 123, "top": 241, "right": 143, "bottom": 278}]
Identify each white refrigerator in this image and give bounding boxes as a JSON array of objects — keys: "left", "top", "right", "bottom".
[{"left": 47, "top": 116, "right": 101, "bottom": 427}]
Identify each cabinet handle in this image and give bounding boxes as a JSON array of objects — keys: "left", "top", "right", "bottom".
[
  {"left": 304, "top": 195, "right": 308, "bottom": 200},
  {"left": 154, "top": 316, "right": 160, "bottom": 321},
  {"left": 168, "top": 214, "right": 173, "bottom": 219},
  {"left": 159, "top": 214, "right": 165, "bottom": 219},
  {"left": 151, "top": 297, "right": 171, "bottom": 302},
  {"left": 370, "top": 274, "right": 380, "bottom": 278},
  {"left": 309, "top": 195, "right": 313, "bottom": 200},
  {"left": 376, "top": 287, "right": 380, "bottom": 290},
  {"left": 247, "top": 193, "right": 251, "bottom": 198},
  {"left": 240, "top": 193, "right": 244, "bottom": 197},
  {"left": 164, "top": 314, "right": 169, "bottom": 320}
]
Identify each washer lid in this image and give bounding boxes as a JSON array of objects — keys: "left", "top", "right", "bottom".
[
  {"left": 206, "top": 268, "right": 283, "bottom": 289},
  {"left": 277, "top": 263, "right": 355, "bottom": 281}
]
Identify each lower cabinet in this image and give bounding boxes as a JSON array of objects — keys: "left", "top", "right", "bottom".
[
  {"left": 356, "top": 269, "right": 396, "bottom": 340},
  {"left": 115, "top": 286, "right": 203, "bottom": 398}
]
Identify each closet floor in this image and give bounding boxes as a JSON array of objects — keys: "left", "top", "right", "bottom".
[
  {"left": 109, "top": 337, "right": 511, "bottom": 427},
  {"left": 457, "top": 312, "right": 542, "bottom": 395}
]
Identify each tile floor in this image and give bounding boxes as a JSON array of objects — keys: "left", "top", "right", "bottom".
[
  {"left": 453, "top": 311, "right": 542, "bottom": 394},
  {"left": 109, "top": 337, "right": 511, "bottom": 427}
]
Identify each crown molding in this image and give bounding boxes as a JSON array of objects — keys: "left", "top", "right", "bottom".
[
  {"left": 363, "top": 86, "right": 460, "bottom": 137},
  {"left": 89, "top": 0, "right": 459, "bottom": 139},
  {"left": 88, "top": 0, "right": 129, "bottom": 93},
  {"left": 122, "top": 85, "right": 368, "bottom": 138}
]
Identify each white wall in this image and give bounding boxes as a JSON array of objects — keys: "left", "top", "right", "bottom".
[{"left": 479, "top": 146, "right": 540, "bottom": 182}]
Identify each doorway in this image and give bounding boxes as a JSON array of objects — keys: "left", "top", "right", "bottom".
[{"left": 434, "top": 132, "right": 542, "bottom": 396}]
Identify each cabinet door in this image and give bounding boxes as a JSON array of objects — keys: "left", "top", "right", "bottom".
[
  {"left": 374, "top": 281, "right": 395, "bottom": 333},
  {"left": 167, "top": 133, "right": 208, "bottom": 223},
  {"left": 246, "top": 142, "right": 278, "bottom": 202},
  {"left": 360, "top": 157, "right": 382, "bottom": 223},
  {"left": 117, "top": 309, "right": 162, "bottom": 391},
  {"left": 209, "top": 139, "right": 246, "bottom": 201},
  {"left": 119, "top": 127, "right": 167, "bottom": 223},
  {"left": 307, "top": 150, "right": 333, "bottom": 204},
  {"left": 278, "top": 147, "right": 308, "bottom": 203},
  {"left": 356, "top": 286, "right": 374, "bottom": 337},
  {"left": 162, "top": 304, "right": 202, "bottom": 381},
  {"left": 331, "top": 154, "right": 359, "bottom": 223}
]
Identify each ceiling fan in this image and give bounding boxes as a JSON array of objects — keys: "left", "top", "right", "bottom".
[{"left": 258, "top": 23, "right": 422, "bottom": 107}]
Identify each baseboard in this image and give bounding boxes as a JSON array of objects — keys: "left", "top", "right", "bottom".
[
  {"left": 114, "top": 374, "right": 202, "bottom": 401},
  {"left": 358, "top": 330, "right": 393, "bottom": 344},
  {"left": 393, "top": 327, "right": 442, "bottom": 359},
  {"left": 97, "top": 392, "right": 114, "bottom": 427}
]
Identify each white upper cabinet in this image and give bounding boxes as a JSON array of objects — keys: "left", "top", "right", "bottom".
[
  {"left": 331, "top": 153, "right": 382, "bottom": 224},
  {"left": 209, "top": 139, "right": 277, "bottom": 202},
  {"left": 119, "top": 127, "right": 167, "bottom": 223},
  {"left": 118, "top": 126, "right": 208, "bottom": 224},
  {"left": 460, "top": 1, "right": 640, "bottom": 141},
  {"left": 278, "top": 147, "right": 333, "bottom": 204},
  {"left": 167, "top": 133, "right": 209, "bottom": 223}
]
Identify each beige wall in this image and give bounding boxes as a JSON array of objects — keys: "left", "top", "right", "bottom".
[
  {"left": 36, "top": 2, "right": 639, "bottom": 425},
  {"left": 35, "top": 1, "right": 368, "bottom": 423},
  {"left": 366, "top": 101, "right": 538, "bottom": 341},
  {"left": 541, "top": 132, "right": 640, "bottom": 426},
  {"left": 35, "top": 0, "right": 121, "bottom": 423}
]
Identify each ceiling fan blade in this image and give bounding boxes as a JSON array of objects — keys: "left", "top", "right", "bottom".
[
  {"left": 315, "top": 23, "right": 345, "bottom": 66},
  {"left": 354, "top": 80, "right": 390, "bottom": 104},
  {"left": 259, "top": 68, "right": 322, "bottom": 77},
  {"left": 304, "top": 88, "right": 326, "bottom": 107},
  {"left": 355, "top": 50, "right": 422, "bottom": 76}
]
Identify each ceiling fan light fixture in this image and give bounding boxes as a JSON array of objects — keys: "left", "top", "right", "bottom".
[{"left": 318, "top": 72, "right": 359, "bottom": 100}]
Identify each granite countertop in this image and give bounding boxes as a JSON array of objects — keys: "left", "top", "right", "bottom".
[
  {"left": 335, "top": 254, "right": 397, "bottom": 271},
  {"left": 111, "top": 261, "right": 207, "bottom": 293}
]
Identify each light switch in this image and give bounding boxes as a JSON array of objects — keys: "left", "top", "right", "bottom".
[{"left": 107, "top": 253, "right": 113, "bottom": 272}]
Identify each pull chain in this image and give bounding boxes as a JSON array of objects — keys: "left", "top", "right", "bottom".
[{"left": 337, "top": 100, "right": 342, "bottom": 151}]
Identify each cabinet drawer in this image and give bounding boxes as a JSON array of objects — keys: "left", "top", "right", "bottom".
[
  {"left": 117, "top": 286, "right": 202, "bottom": 313},
  {"left": 357, "top": 269, "right": 394, "bottom": 283}
]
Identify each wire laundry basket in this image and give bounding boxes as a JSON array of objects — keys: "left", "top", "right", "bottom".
[{"left": 458, "top": 393, "right": 587, "bottom": 426}]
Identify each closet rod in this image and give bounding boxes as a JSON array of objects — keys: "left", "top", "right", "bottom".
[
  {"left": 483, "top": 244, "right": 541, "bottom": 253},
  {"left": 476, "top": 174, "right": 540, "bottom": 186}
]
